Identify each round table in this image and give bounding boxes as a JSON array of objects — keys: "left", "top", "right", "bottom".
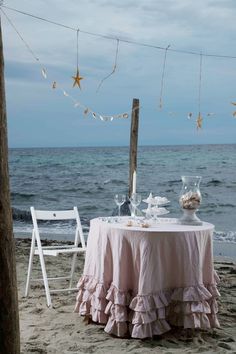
[{"left": 75, "top": 217, "right": 220, "bottom": 339}]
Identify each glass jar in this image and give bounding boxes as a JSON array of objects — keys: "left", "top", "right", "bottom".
[{"left": 179, "top": 176, "right": 202, "bottom": 225}]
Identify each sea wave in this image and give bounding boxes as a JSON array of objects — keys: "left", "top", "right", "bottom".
[
  {"left": 103, "top": 179, "right": 126, "bottom": 186},
  {"left": 105, "top": 163, "right": 125, "bottom": 168},
  {"left": 218, "top": 203, "right": 235, "bottom": 208},
  {"left": 12, "top": 192, "right": 36, "bottom": 200},
  {"left": 12, "top": 207, "right": 90, "bottom": 226},
  {"left": 206, "top": 179, "right": 222, "bottom": 186},
  {"left": 12, "top": 207, "right": 32, "bottom": 221},
  {"left": 166, "top": 180, "right": 181, "bottom": 186},
  {"left": 214, "top": 231, "right": 236, "bottom": 243}
]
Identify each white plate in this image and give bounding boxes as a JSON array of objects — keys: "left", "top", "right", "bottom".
[
  {"left": 142, "top": 198, "right": 170, "bottom": 206},
  {"left": 142, "top": 208, "right": 169, "bottom": 216}
]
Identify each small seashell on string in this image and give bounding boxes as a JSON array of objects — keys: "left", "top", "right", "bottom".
[
  {"left": 41, "top": 68, "right": 47, "bottom": 79},
  {"left": 83, "top": 108, "right": 89, "bottom": 115},
  {"left": 187, "top": 112, "right": 193, "bottom": 119}
]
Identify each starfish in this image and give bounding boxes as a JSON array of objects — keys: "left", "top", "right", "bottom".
[
  {"left": 196, "top": 112, "right": 203, "bottom": 129},
  {"left": 72, "top": 68, "right": 83, "bottom": 89}
]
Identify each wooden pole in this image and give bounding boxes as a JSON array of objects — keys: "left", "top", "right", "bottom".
[
  {"left": 129, "top": 98, "right": 139, "bottom": 197},
  {"left": 0, "top": 17, "right": 20, "bottom": 354}
]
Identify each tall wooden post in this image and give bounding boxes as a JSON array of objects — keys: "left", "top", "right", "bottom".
[
  {"left": 0, "top": 17, "right": 20, "bottom": 354},
  {"left": 129, "top": 98, "right": 139, "bottom": 197}
]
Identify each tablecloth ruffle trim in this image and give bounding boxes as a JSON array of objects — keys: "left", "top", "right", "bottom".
[{"left": 74, "top": 275, "right": 220, "bottom": 339}]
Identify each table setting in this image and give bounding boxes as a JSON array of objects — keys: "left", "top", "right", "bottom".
[
  {"left": 111, "top": 174, "right": 204, "bottom": 227},
  {"left": 109, "top": 189, "right": 173, "bottom": 229},
  {"left": 75, "top": 175, "right": 220, "bottom": 339}
]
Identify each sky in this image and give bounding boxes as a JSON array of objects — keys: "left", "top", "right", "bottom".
[{"left": 1, "top": 0, "right": 236, "bottom": 148}]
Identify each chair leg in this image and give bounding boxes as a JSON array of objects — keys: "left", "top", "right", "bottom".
[
  {"left": 68, "top": 253, "right": 77, "bottom": 289},
  {"left": 37, "top": 251, "right": 52, "bottom": 307},
  {"left": 25, "top": 231, "right": 36, "bottom": 297}
]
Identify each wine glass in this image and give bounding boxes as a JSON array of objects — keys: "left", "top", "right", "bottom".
[
  {"left": 114, "top": 194, "right": 126, "bottom": 220},
  {"left": 130, "top": 193, "right": 141, "bottom": 219}
]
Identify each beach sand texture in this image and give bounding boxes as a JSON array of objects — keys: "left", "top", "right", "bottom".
[{"left": 16, "top": 239, "right": 236, "bottom": 354}]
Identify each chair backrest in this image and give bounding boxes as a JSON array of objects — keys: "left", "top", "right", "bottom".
[{"left": 30, "top": 206, "right": 86, "bottom": 249}]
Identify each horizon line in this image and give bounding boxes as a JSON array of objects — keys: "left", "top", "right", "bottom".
[{"left": 9, "top": 142, "right": 236, "bottom": 150}]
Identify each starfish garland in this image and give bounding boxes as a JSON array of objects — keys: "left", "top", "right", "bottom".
[{"left": 72, "top": 68, "right": 83, "bottom": 89}]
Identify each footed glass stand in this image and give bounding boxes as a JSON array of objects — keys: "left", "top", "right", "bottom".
[{"left": 179, "top": 209, "right": 202, "bottom": 226}]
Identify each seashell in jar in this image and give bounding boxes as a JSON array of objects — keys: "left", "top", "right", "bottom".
[{"left": 180, "top": 191, "right": 201, "bottom": 210}]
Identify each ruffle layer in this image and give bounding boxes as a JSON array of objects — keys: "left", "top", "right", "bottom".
[
  {"left": 75, "top": 275, "right": 220, "bottom": 338},
  {"left": 74, "top": 276, "right": 109, "bottom": 324}
]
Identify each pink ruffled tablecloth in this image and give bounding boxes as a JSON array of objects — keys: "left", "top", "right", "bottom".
[{"left": 75, "top": 217, "right": 220, "bottom": 339}]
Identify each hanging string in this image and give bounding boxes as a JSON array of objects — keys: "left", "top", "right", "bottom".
[
  {"left": 2, "top": 5, "right": 236, "bottom": 60},
  {"left": 159, "top": 44, "right": 170, "bottom": 109},
  {"left": 196, "top": 53, "right": 203, "bottom": 129},
  {"left": 0, "top": 7, "right": 39, "bottom": 62},
  {"left": 198, "top": 53, "right": 203, "bottom": 113},
  {"left": 71, "top": 29, "right": 83, "bottom": 88},
  {"left": 0, "top": 7, "right": 132, "bottom": 121},
  {"left": 76, "top": 29, "right": 79, "bottom": 69},
  {"left": 187, "top": 53, "right": 214, "bottom": 124},
  {"left": 96, "top": 39, "right": 119, "bottom": 92}
]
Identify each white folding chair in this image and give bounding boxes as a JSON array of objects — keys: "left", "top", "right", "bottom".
[{"left": 25, "top": 206, "right": 86, "bottom": 307}]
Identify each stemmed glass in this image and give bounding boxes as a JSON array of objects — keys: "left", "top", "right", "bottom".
[
  {"left": 114, "top": 194, "right": 126, "bottom": 220},
  {"left": 130, "top": 193, "right": 141, "bottom": 219}
]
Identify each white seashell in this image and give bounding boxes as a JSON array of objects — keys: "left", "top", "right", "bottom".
[{"left": 41, "top": 68, "right": 47, "bottom": 79}]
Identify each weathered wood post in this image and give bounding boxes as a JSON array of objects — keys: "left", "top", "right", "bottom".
[
  {"left": 0, "top": 17, "right": 20, "bottom": 354},
  {"left": 129, "top": 98, "right": 139, "bottom": 197}
]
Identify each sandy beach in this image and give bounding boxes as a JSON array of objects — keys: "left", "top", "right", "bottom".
[{"left": 16, "top": 238, "right": 236, "bottom": 354}]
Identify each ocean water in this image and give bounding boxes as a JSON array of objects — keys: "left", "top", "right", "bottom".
[{"left": 9, "top": 144, "right": 236, "bottom": 243}]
